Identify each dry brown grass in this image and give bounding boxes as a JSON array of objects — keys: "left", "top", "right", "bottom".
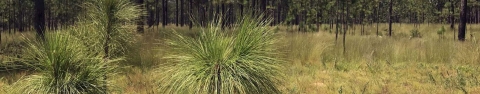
[
  {"left": 280, "top": 23, "right": 480, "bottom": 93},
  {"left": 113, "top": 67, "right": 158, "bottom": 94}
]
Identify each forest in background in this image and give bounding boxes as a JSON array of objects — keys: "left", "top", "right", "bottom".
[{"left": 1, "top": 0, "right": 480, "bottom": 33}]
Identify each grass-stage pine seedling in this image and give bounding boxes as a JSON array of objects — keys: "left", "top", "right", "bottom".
[
  {"left": 158, "top": 15, "right": 284, "bottom": 94},
  {"left": 73, "top": 0, "right": 141, "bottom": 58},
  {"left": 11, "top": 32, "right": 119, "bottom": 94}
]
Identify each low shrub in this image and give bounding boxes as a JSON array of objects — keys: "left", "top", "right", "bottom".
[{"left": 410, "top": 29, "right": 422, "bottom": 38}]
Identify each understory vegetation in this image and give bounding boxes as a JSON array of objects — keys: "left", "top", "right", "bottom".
[
  {"left": 1, "top": 23, "right": 480, "bottom": 93},
  {"left": 2, "top": 0, "right": 480, "bottom": 93},
  {"left": 157, "top": 16, "right": 283, "bottom": 94}
]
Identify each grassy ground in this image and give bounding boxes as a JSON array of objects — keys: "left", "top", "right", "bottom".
[{"left": 1, "top": 24, "right": 480, "bottom": 93}]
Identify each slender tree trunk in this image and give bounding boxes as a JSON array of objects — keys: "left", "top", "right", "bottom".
[
  {"left": 34, "top": 0, "right": 46, "bottom": 40},
  {"left": 162, "top": 0, "right": 168, "bottom": 27},
  {"left": 261, "top": 0, "right": 266, "bottom": 13},
  {"left": 180, "top": 0, "right": 184, "bottom": 26},
  {"left": 147, "top": 1, "right": 154, "bottom": 27},
  {"left": 155, "top": 0, "right": 160, "bottom": 27},
  {"left": 475, "top": 8, "right": 480, "bottom": 24},
  {"left": 450, "top": 0, "right": 455, "bottom": 29},
  {"left": 388, "top": 0, "right": 393, "bottom": 36},
  {"left": 176, "top": 0, "right": 179, "bottom": 26},
  {"left": 137, "top": 0, "right": 145, "bottom": 33},
  {"left": 376, "top": 1, "right": 380, "bottom": 36},
  {"left": 19, "top": 0, "right": 24, "bottom": 32},
  {"left": 458, "top": 0, "right": 467, "bottom": 41},
  {"left": 343, "top": 2, "right": 348, "bottom": 54},
  {"left": 7, "top": 0, "right": 10, "bottom": 33},
  {"left": 240, "top": 3, "right": 244, "bottom": 17},
  {"left": 335, "top": 0, "right": 339, "bottom": 42},
  {"left": 221, "top": 3, "right": 226, "bottom": 28},
  {"left": 251, "top": 0, "right": 256, "bottom": 16},
  {"left": 188, "top": 0, "right": 192, "bottom": 28}
]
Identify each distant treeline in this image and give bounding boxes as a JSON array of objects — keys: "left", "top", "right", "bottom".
[{"left": 1, "top": 0, "right": 480, "bottom": 32}]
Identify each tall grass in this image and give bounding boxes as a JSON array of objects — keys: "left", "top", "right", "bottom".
[
  {"left": 157, "top": 15, "right": 283, "bottom": 93},
  {"left": 281, "top": 24, "right": 480, "bottom": 93},
  {"left": 10, "top": 32, "right": 118, "bottom": 94}
]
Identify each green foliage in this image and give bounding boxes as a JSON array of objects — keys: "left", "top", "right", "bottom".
[
  {"left": 11, "top": 32, "right": 119, "bottom": 94},
  {"left": 437, "top": 26, "right": 446, "bottom": 35},
  {"left": 158, "top": 15, "right": 283, "bottom": 94},
  {"left": 308, "top": 24, "right": 319, "bottom": 32},
  {"left": 73, "top": 0, "right": 142, "bottom": 58},
  {"left": 410, "top": 29, "right": 422, "bottom": 38}
]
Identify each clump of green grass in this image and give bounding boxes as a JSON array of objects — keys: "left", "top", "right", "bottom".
[
  {"left": 157, "top": 15, "right": 283, "bottom": 93},
  {"left": 437, "top": 26, "right": 446, "bottom": 38},
  {"left": 10, "top": 32, "right": 119, "bottom": 94},
  {"left": 410, "top": 29, "right": 422, "bottom": 38}
]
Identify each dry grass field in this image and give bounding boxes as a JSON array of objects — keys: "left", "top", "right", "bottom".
[{"left": 1, "top": 23, "right": 480, "bottom": 93}]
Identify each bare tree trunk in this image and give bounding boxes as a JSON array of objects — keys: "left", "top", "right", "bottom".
[
  {"left": 221, "top": 3, "right": 226, "bottom": 28},
  {"left": 176, "top": 0, "right": 179, "bottom": 26},
  {"left": 450, "top": 0, "right": 455, "bottom": 29},
  {"left": 388, "top": 0, "right": 393, "bottom": 36},
  {"left": 240, "top": 3, "right": 244, "bottom": 17},
  {"left": 251, "top": 0, "right": 256, "bottom": 16},
  {"left": 188, "top": 0, "right": 192, "bottom": 29},
  {"left": 343, "top": 1, "right": 348, "bottom": 54},
  {"left": 376, "top": 1, "right": 380, "bottom": 36},
  {"left": 458, "top": 0, "right": 467, "bottom": 41},
  {"left": 147, "top": 1, "right": 154, "bottom": 28},
  {"left": 137, "top": 0, "right": 145, "bottom": 33},
  {"left": 335, "top": 0, "right": 339, "bottom": 42},
  {"left": 261, "top": 0, "right": 266, "bottom": 13},
  {"left": 162, "top": 0, "right": 168, "bottom": 27},
  {"left": 180, "top": 0, "right": 184, "bottom": 26},
  {"left": 34, "top": 0, "right": 46, "bottom": 40}
]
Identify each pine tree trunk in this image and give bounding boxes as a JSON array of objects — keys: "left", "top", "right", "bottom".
[
  {"left": 335, "top": 0, "right": 339, "bottom": 42},
  {"left": 180, "top": 0, "right": 184, "bottom": 26},
  {"left": 450, "top": 0, "right": 455, "bottom": 29},
  {"left": 34, "top": 0, "right": 46, "bottom": 40},
  {"left": 176, "top": 0, "right": 179, "bottom": 26},
  {"left": 240, "top": 3, "right": 244, "bottom": 17},
  {"left": 162, "top": 0, "right": 168, "bottom": 27},
  {"left": 388, "top": 0, "right": 393, "bottom": 36},
  {"left": 188, "top": 0, "right": 192, "bottom": 29},
  {"left": 155, "top": 0, "right": 160, "bottom": 27},
  {"left": 376, "top": 1, "right": 380, "bottom": 36},
  {"left": 343, "top": 2, "right": 348, "bottom": 54},
  {"left": 458, "top": 0, "right": 467, "bottom": 41},
  {"left": 137, "top": 0, "right": 145, "bottom": 33}
]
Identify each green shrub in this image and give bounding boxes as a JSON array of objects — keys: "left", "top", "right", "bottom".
[
  {"left": 437, "top": 26, "right": 446, "bottom": 35},
  {"left": 437, "top": 26, "right": 446, "bottom": 38},
  {"left": 410, "top": 29, "right": 422, "bottom": 38},
  {"left": 308, "top": 24, "right": 319, "bottom": 32},
  {"left": 11, "top": 32, "right": 119, "bottom": 94},
  {"left": 158, "top": 15, "right": 283, "bottom": 94}
]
